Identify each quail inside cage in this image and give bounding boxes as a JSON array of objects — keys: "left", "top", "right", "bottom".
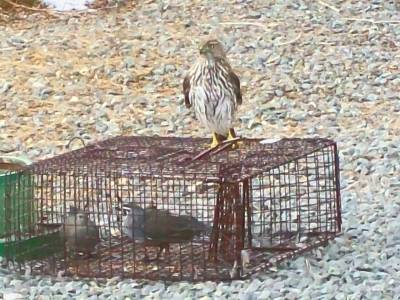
[
  {"left": 4, "top": 136, "right": 341, "bottom": 281},
  {"left": 111, "top": 201, "right": 211, "bottom": 267}
]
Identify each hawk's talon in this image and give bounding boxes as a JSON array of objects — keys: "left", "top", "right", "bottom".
[
  {"left": 227, "top": 128, "right": 241, "bottom": 149},
  {"left": 227, "top": 130, "right": 235, "bottom": 141},
  {"left": 209, "top": 133, "right": 220, "bottom": 149}
]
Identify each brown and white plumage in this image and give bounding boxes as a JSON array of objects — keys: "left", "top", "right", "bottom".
[{"left": 183, "top": 39, "right": 242, "bottom": 148}]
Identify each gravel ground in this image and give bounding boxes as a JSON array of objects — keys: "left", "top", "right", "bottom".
[{"left": 1, "top": 0, "right": 400, "bottom": 298}]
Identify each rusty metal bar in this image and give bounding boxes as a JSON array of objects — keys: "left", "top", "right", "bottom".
[{"left": 333, "top": 142, "right": 342, "bottom": 232}]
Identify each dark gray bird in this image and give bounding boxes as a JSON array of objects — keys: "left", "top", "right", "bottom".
[
  {"left": 64, "top": 206, "right": 100, "bottom": 257},
  {"left": 121, "top": 203, "right": 209, "bottom": 261},
  {"left": 183, "top": 39, "right": 242, "bottom": 148}
]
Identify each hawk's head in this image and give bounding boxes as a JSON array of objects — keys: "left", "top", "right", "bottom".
[{"left": 199, "top": 40, "right": 226, "bottom": 59}]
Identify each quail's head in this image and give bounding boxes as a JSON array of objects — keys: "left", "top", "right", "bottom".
[
  {"left": 122, "top": 203, "right": 145, "bottom": 241},
  {"left": 122, "top": 203, "right": 145, "bottom": 224},
  {"left": 199, "top": 39, "right": 226, "bottom": 59},
  {"left": 68, "top": 206, "right": 89, "bottom": 225}
]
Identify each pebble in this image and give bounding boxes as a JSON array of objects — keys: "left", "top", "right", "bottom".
[
  {"left": 364, "top": 93, "right": 379, "bottom": 102},
  {"left": 0, "top": 144, "right": 17, "bottom": 153},
  {"left": 3, "top": 293, "right": 25, "bottom": 300},
  {"left": 123, "top": 57, "right": 135, "bottom": 69},
  {"left": 0, "top": 81, "right": 12, "bottom": 94},
  {"left": 274, "top": 89, "right": 284, "bottom": 97}
]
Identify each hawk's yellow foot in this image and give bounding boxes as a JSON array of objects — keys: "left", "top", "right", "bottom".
[
  {"left": 227, "top": 128, "right": 242, "bottom": 149},
  {"left": 227, "top": 129, "right": 236, "bottom": 140},
  {"left": 209, "top": 132, "right": 220, "bottom": 149}
]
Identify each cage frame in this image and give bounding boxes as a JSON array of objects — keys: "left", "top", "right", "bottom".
[{"left": 2, "top": 136, "right": 342, "bottom": 281}]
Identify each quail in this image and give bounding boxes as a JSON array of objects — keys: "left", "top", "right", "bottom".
[
  {"left": 122, "top": 203, "right": 209, "bottom": 261},
  {"left": 64, "top": 206, "right": 100, "bottom": 257}
]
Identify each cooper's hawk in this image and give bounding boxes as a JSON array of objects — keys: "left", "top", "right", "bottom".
[{"left": 183, "top": 39, "right": 242, "bottom": 148}]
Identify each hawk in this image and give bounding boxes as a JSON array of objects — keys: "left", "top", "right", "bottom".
[{"left": 183, "top": 39, "right": 242, "bottom": 148}]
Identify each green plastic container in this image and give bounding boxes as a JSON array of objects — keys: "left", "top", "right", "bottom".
[
  {"left": 0, "top": 156, "right": 65, "bottom": 261},
  {"left": 0, "top": 156, "right": 34, "bottom": 236},
  {"left": 0, "top": 156, "right": 36, "bottom": 257}
]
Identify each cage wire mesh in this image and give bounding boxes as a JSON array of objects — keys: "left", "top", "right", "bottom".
[{"left": 2, "top": 136, "right": 341, "bottom": 281}]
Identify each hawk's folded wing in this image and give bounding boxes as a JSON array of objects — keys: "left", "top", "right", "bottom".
[
  {"left": 229, "top": 71, "right": 242, "bottom": 106},
  {"left": 183, "top": 75, "right": 191, "bottom": 108}
]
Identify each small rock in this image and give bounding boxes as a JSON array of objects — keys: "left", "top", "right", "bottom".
[
  {"left": 3, "top": 293, "right": 24, "bottom": 300},
  {"left": 0, "top": 81, "right": 12, "bottom": 94},
  {"left": 95, "top": 121, "right": 109, "bottom": 133},
  {"left": 0, "top": 144, "right": 16, "bottom": 153},
  {"left": 364, "top": 94, "right": 379, "bottom": 102},
  {"left": 291, "top": 111, "right": 307, "bottom": 121},
  {"left": 30, "top": 80, "right": 52, "bottom": 99},
  {"left": 124, "top": 57, "right": 135, "bottom": 69},
  {"left": 301, "top": 83, "right": 312, "bottom": 90},
  {"left": 165, "top": 64, "right": 176, "bottom": 73}
]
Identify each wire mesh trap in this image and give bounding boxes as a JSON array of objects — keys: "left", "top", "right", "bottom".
[{"left": 2, "top": 136, "right": 341, "bottom": 281}]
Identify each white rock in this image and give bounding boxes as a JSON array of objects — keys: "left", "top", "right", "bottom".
[{"left": 4, "top": 293, "right": 25, "bottom": 300}]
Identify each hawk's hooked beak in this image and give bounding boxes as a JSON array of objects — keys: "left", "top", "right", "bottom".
[
  {"left": 199, "top": 47, "right": 207, "bottom": 55},
  {"left": 200, "top": 47, "right": 214, "bottom": 62}
]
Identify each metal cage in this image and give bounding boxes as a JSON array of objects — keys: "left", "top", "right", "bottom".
[{"left": 2, "top": 136, "right": 341, "bottom": 281}]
